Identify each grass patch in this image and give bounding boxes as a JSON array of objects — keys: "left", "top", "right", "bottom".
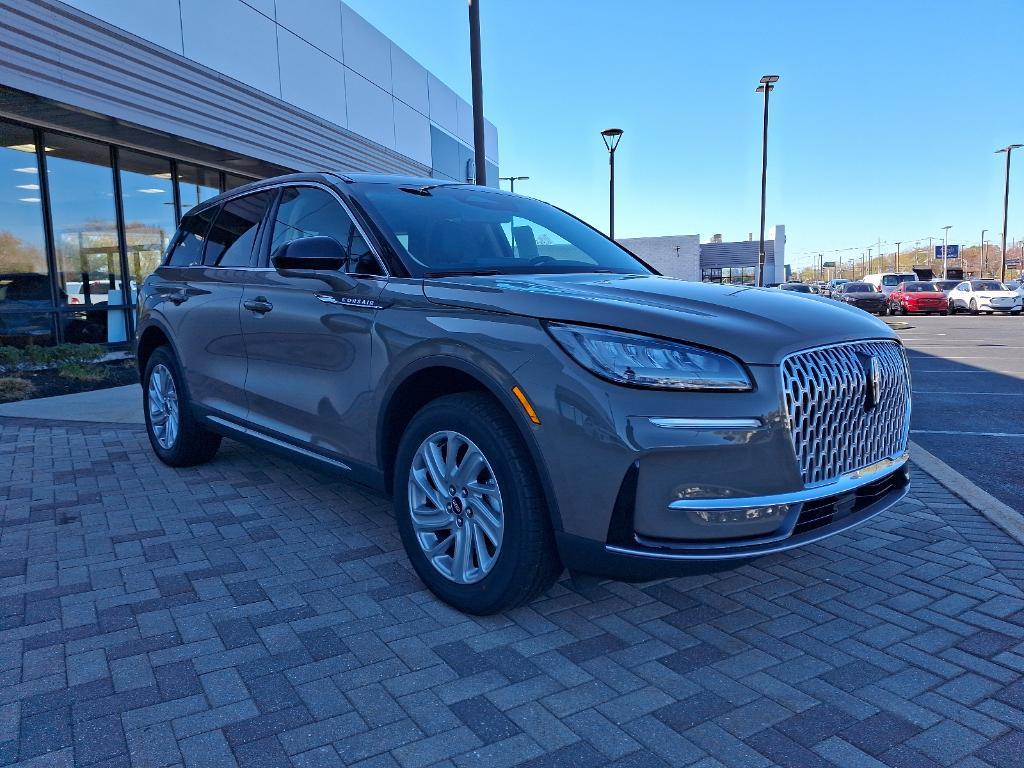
[
  {"left": 0, "top": 377, "right": 34, "bottom": 402},
  {"left": 58, "top": 363, "right": 109, "bottom": 382}
]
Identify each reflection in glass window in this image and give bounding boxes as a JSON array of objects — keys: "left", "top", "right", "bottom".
[
  {"left": 224, "top": 173, "right": 255, "bottom": 192},
  {"left": 119, "top": 149, "right": 175, "bottom": 294},
  {"left": 205, "top": 191, "right": 273, "bottom": 267},
  {"left": 177, "top": 164, "right": 220, "bottom": 218},
  {"left": 167, "top": 208, "right": 218, "bottom": 267},
  {"left": 0, "top": 121, "right": 50, "bottom": 318},
  {"left": 270, "top": 187, "right": 381, "bottom": 275}
]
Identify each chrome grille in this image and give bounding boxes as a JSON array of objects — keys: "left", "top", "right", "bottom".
[{"left": 781, "top": 340, "right": 911, "bottom": 486}]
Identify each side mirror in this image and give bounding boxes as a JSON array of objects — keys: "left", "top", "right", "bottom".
[{"left": 271, "top": 236, "right": 357, "bottom": 291}]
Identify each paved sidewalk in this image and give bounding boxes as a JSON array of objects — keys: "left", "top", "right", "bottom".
[
  {"left": 1, "top": 418, "right": 1022, "bottom": 768},
  {"left": 0, "top": 385, "right": 143, "bottom": 425}
]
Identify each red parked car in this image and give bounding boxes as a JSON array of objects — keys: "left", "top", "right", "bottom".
[{"left": 886, "top": 281, "right": 949, "bottom": 315}]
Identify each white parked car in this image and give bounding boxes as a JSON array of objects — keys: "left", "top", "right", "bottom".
[{"left": 947, "top": 279, "right": 1022, "bottom": 315}]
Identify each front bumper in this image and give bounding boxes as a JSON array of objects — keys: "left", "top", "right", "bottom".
[
  {"left": 977, "top": 299, "right": 1022, "bottom": 312},
  {"left": 558, "top": 458, "right": 910, "bottom": 580}
]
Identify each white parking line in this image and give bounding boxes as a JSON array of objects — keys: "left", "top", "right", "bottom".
[{"left": 912, "top": 429, "right": 1024, "bottom": 438}]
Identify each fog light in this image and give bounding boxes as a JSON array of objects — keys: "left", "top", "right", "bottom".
[{"left": 691, "top": 504, "right": 790, "bottom": 526}]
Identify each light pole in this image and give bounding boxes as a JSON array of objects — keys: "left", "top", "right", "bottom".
[
  {"left": 980, "top": 228, "right": 987, "bottom": 276},
  {"left": 468, "top": 0, "right": 488, "bottom": 186},
  {"left": 499, "top": 176, "right": 529, "bottom": 193},
  {"left": 755, "top": 75, "right": 780, "bottom": 287},
  {"left": 941, "top": 225, "right": 952, "bottom": 278},
  {"left": 996, "top": 144, "right": 1023, "bottom": 282},
  {"left": 894, "top": 241, "right": 902, "bottom": 272},
  {"left": 601, "top": 128, "right": 623, "bottom": 240}
]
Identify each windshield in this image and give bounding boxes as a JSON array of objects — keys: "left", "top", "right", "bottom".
[
  {"left": 1004, "top": 281, "right": 1020, "bottom": 290},
  {"left": 845, "top": 283, "right": 874, "bottom": 293},
  {"left": 904, "top": 282, "right": 937, "bottom": 292},
  {"left": 781, "top": 283, "right": 811, "bottom": 292},
  {"left": 972, "top": 281, "right": 1005, "bottom": 291},
  {"left": 354, "top": 184, "right": 652, "bottom": 277},
  {"left": 934, "top": 280, "right": 958, "bottom": 290}
]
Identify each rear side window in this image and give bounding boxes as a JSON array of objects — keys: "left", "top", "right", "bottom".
[
  {"left": 166, "top": 208, "right": 217, "bottom": 267},
  {"left": 269, "top": 187, "right": 382, "bottom": 276},
  {"left": 204, "top": 191, "right": 275, "bottom": 267}
]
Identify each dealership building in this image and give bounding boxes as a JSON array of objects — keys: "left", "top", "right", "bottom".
[{"left": 0, "top": 0, "right": 498, "bottom": 347}]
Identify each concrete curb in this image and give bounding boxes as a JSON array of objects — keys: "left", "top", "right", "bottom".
[{"left": 910, "top": 439, "right": 1024, "bottom": 546}]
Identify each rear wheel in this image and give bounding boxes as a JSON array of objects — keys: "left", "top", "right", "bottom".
[
  {"left": 948, "top": 300, "right": 957, "bottom": 315},
  {"left": 143, "top": 347, "right": 221, "bottom": 467},
  {"left": 394, "top": 393, "right": 561, "bottom": 614}
]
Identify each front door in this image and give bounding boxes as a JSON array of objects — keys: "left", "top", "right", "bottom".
[{"left": 239, "top": 185, "right": 387, "bottom": 465}]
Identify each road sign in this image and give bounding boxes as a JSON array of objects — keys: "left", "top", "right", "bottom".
[
  {"left": 934, "top": 244, "right": 960, "bottom": 260},
  {"left": 1007, "top": 259, "right": 1021, "bottom": 268},
  {"left": 822, "top": 261, "right": 836, "bottom": 268}
]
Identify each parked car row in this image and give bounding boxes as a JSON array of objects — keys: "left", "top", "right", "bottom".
[{"left": 779, "top": 277, "right": 1023, "bottom": 317}]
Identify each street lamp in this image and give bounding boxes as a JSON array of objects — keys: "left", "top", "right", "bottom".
[
  {"left": 755, "top": 75, "right": 780, "bottom": 287},
  {"left": 941, "top": 225, "right": 952, "bottom": 279},
  {"left": 894, "top": 241, "right": 902, "bottom": 272},
  {"left": 601, "top": 128, "right": 623, "bottom": 239},
  {"left": 996, "top": 144, "right": 1023, "bottom": 281},
  {"left": 499, "top": 176, "right": 529, "bottom": 193},
  {"left": 468, "top": 0, "right": 488, "bottom": 187},
  {"left": 980, "top": 229, "right": 987, "bottom": 276}
]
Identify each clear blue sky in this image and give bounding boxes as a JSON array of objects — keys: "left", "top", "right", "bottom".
[{"left": 346, "top": 0, "right": 1024, "bottom": 269}]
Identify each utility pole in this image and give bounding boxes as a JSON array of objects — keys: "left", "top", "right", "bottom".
[
  {"left": 894, "top": 241, "right": 902, "bottom": 272},
  {"left": 468, "top": 0, "right": 488, "bottom": 186},
  {"left": 980, "top": 228, "right": 987, "bottom": 276},
  {"left": 942, "top": 225, "right": 952, "bottom": 279},
  {"left": 996, "top": 145, "right": 1023, "bottom": 282}
]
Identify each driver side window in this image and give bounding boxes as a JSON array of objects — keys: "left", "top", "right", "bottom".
[{"left": 269, "top": 187, "right": 383, "bottom": 276}]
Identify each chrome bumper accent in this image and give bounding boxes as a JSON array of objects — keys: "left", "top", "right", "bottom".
[{"left": 648, "top": 417, "right": 761, "bottom": 430}]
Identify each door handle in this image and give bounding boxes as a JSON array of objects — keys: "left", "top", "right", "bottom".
[{"left": 243, "top": 297, "right": 273, "bottom": 314}]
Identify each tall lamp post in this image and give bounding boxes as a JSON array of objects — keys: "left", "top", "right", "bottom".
[
  {"left": 941, "top": 225, "right": 952, "bottom": 279},
  {"left": 601, "top": 128, "right": 623, "bottom": 239},
  {"left": 755, "top": 75, "right": 780, "bottom": 287},
  {"left": 996, "top": 144, "right": 1023, "bottom": 282},
  {"left": 894, "top": 241, "right": 902, "bottom": 272},
  {"left": 499, "top": 176, "right": 529, "bottom": 193},
  {"left": 980, "top": 229, "right": 987, "bottom": 276},
  {"left": 468, "top": 0, "right": 487, "bottom": 186}
]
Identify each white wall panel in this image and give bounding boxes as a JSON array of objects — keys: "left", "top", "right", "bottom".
[
  {"left": 427, "top": 73, "right": 458, "bottom": 135},
  {"left": 484, "top": 120, "right": 498, "bottom": 163},
  {"left": 340, "top": 3, "right": 390, "bottom": 90},
  {"left": 390, "top": 43, "right": 428, "bottom": 116},
  {"left": 345, "top": 69, "right": 394, "bottom": 150},
  {"left": 180, "top": 0, "right": 280, "bottom": 97},
  {"left": 393, "top": 98, "right": 431, "bottom": 167},
  {"left": 61, "top": 0, "right": 184, "bottom": 54},
  {"left": 276, "top": 0, "right": 343, "bottom": 61},
  {"left": 455, "top": 97, "right": 474, "bottom": 145},
  {"left": 278, "top": 29, "right": 347, "bottom": 129}
]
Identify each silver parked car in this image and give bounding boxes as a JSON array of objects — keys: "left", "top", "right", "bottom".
[{"left": 136, "top": 173, "right": 912, "bottom": 614}]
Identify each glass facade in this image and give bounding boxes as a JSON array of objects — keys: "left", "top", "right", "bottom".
[
  {"left": 702, "top": 266, "right": 757, "bottom": 285},
  {"left": 0, "top": 117, "right": 256, "bottom": 347}
]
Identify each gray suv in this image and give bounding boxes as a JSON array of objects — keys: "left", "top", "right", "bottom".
[{"left": 137, "top": 173, "right": 911, "bottom": 614}]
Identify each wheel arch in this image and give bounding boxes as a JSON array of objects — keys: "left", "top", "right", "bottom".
[{"left": 377, "top": 356, "right": 563, "bottom": 531}]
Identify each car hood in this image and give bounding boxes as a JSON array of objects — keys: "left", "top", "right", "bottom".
[{"left": 422, "top": 273, "right": 897, "bottom": 365}]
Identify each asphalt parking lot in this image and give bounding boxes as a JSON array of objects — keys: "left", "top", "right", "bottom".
[
  {"left": 1, "top": 415, "right": 1023, "bottom": 768},
  {"left": 894, "top": 314, "right": 1024, "bottom": 512}
]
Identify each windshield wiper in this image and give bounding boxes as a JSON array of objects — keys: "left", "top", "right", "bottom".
[
  {"left": 424, "top": 268, "right": 502, "bottom": 278},
  {"left": 399, "top": 183, "right": 469, "bottom": 197}
]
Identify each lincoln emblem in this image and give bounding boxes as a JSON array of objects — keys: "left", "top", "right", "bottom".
[{"left": 865, "top": 355, "right": 882, "bottom": 411}]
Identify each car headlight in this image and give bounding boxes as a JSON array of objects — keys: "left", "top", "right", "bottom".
[{"left": 545, "top": 322, "right": 752, "bottom": 391}]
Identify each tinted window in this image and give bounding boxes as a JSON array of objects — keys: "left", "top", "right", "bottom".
[
  {"left": 204, "top": 191, "right": 274, "bottom": 267},
  {"left": 780, "top": 283, "right": 811, "bottom": 292},
  {"left": 270, "top": 187, "right": 381, "bottom": 275},
  {"left": 844, "top": 283, "right": 874, "bottom": 292},
  {"left": 356, "top": 184, "right": 650, "bottom": 277},
  {"left": 972, "top": 281, "right": 1005, "bottom": 291},
  {"left": 904, "top": 282, "right": 936, "bottom": 292},
  {"left": 166, "top": 208, "right": 217, "bottom": 267}
]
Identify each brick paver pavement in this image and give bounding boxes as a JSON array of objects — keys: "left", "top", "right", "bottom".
[{"left": 1, "top": 417, "right": 1022, "bottom": 768}]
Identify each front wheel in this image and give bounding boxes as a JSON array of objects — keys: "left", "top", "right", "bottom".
[
  {"left": 394, "top": 393, "right": 561, "bottom": 614},
  {"left": 143, "top": 347, "right": 221, "bottom": 467},
  {"left": 970, "top": 299, "right": 979, "bottom": 315},
  {"left": 949, "top": 300, "right": 957, "bottom": 315}
]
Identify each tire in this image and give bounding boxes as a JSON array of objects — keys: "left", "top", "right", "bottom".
[
  {"left": 143, "top": 346, "right": 221, "bottom": 467},
  {"left": 970, "top": 299, "right": 978, "bottom": 315},
  {"left": 940, "top": 310, "right": 949, "bottom": 316},
  {"left": 949, "top": 300, "right": 957, "bottom": 315},
  {"left": 394, "top": 392, "right": 561, "bottom": 614}
]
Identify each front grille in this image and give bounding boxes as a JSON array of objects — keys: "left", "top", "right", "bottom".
[{"left": 781, "top": 340, "right": 911, "bottom": 486}]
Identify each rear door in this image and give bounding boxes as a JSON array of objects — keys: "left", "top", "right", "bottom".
[{"left": 239, "top": 184, "right": 387, "bottom": 464}]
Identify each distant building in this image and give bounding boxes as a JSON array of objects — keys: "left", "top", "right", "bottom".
[{"left": 618, "top": 226, "right": 786, "bottom": 284}]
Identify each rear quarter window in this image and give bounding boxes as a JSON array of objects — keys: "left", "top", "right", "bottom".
[{"left": 166, "top": 207, "right": 218, "bottom": 267}]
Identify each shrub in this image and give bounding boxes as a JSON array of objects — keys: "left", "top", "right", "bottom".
[
  {"left": 0, "top": 377, "right": 34, "bottom": 402},
  {"left": 0, "top": 343, "right": 107, "bottom": 372},
  {"left": 0, "top": 346, "right": 20, "bottom": 373},
  {"left": 58, "top": 363, "right": 109, "bottom": 382}
]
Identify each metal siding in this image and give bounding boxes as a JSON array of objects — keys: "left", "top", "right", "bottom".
[{"left": 0, "top": 0, "right": 432, "bottom": 176}]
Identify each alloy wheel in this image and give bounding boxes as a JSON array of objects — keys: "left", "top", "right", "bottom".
[
  {"left": 408, "top": 430, "right": 504, "bottom": 584},
  {"left": 147, "top": 363, "right": 180, "bottom": 450}
]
